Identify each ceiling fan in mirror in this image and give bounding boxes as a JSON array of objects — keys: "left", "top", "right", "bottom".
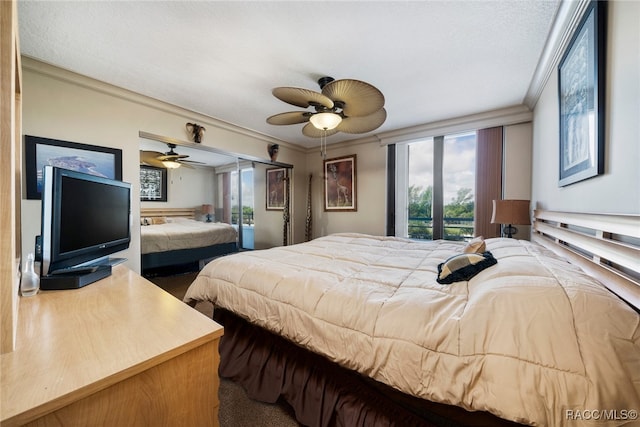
[
  {"left": 266, "top": 76, "right": 387, "bottom": 138},
  {"left": 140, "top": 144, "right": 204, "bottom": 169}
]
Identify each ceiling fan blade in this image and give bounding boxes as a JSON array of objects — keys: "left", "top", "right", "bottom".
[
  {"left": 158, "top": 154, "right": 189, "bottom": 161},
  {"left": 302, "top": 122, "right": 340, "bottom": 138},
  {"left": 322, "top": 79, "right": 385, "bottom": 117},
  {"left": 141, "top": 159, "right": 167, "bottom": 168},
  {"left": 266, "top": 111, "right": 311, "bottom": 125},
  {"left": 140, "top": 151, "right": 167, "bottom": 168},
  {"left": 140, "top": 150, "right": 163, "bottom": 160},
  {"left": 337, "top": 108, "right": 387, "bottom": 134},
  {"left": 177, "top": 161, "right": 195, "bottom": 169},
  {"left": 273, "top": 87, "right": 334, "bottom": 109}
]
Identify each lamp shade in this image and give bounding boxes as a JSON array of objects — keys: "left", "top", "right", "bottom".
[
  {"left": 491, "top": 200, "right": 530, "bottom": 225},
  {"left": 309, "top": 112, "right": 342, "bottom": 130},
  {"left": 202, "top": 204, "right": 213, "bottom": 214}
]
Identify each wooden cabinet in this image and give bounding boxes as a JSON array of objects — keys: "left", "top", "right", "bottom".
[
  {"left": 1, "top": 0, "right": 23, "bottom": 355},
  {"left": 1, "top": 266, "right": 223, "bottom": 426}
]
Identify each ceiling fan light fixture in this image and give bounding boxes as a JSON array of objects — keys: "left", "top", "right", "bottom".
[
  {"left": 162, "top": 160, "right": 181, "bottom": 169},
  {"left": 269, "top": 77, "right": 385, "bottom": 137},
  {"left": 310, "top": 112, "right": 342, "bottom": 130}
]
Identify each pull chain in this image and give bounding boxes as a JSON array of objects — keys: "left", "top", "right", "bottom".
[{"left": 320, "top": 128, "right": 327, "bottom": 159}]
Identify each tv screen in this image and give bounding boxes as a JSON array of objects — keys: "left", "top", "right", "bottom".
[{"left": 41, "top": 166, "right": 131, "bottom": 277}]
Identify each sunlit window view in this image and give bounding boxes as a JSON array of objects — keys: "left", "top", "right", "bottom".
[
  {"left": 230, "top": 168, "right": 255, "bottom": 249},
  {"left": 405, "top": 131, "right": 476, "bottom": 241},
  {"left": 407, "top": 138, "right": 434, "bottom": 239}
]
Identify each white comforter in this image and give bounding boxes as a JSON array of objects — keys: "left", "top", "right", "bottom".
[
  {"left": 140, "top": 217, "right": 237, "bottom": 254},
  {"left": 184, "top": 234, "right": 640, "bottom": 426}
]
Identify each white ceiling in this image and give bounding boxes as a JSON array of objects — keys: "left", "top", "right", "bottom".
[{"left": 18, "top": 1, "right": 560, "bottom": 150}]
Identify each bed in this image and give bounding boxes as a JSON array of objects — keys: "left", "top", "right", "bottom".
[
  {"left": 184, "top": 210, "right": 640, "bottom": 427},
  {"left": 140, "top": 208, "right": 238, "bottom": 272}
]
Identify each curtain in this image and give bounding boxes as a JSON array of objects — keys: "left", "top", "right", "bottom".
[
  {"left": 386, "top": 145, "right": 395, "bottom": 236},
  {"left": 305, "top": 174, "right": 313, "bottom": 241},
  {"left": 283, "top": 170, "right": 290, "bottom": 246},
  {"left": 475, "top": 127, "right": 503, "bottom": 238},
  {"left": 222, "top": 172, "right": 231, "bottom": 224}
]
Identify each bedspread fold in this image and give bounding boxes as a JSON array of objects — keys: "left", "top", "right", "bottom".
[{"left": 141, "top": 217, "right": 237, "bottom": 254}]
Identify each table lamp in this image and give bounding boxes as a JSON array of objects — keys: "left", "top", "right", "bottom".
[
  {"left": 491, "top": 199, "right": 530, "bottom": 238},
  {"left": 202, "top": 204, "right": 213, "bottom": 222}
]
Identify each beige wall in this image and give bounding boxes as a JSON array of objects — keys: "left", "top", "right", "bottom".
[
  {"left": 503, "top": 122, "right": 533, "bottom": 239},
  {"left": 141, "top": 166, "right": 216, "bottom": 219},
  {"left": 21, "top": 58, "right": 305, "bottom": 273},
  {"left": 531, "top": 0, "right": 639, "bottom": 214},
  {"left": 306, "top": 141, "right": 388, "bottom": 238}
]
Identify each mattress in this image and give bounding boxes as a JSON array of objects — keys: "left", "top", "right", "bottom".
[
  {"left": 140, "top": 217, "right": 237, "bottom": 254},
  {"left": 184, "top": 233, "right": 640, "bottom": 426}
]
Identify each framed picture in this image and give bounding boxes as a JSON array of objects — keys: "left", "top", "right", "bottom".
[
  {"left": 266, "top": 167, "right": 287, "bottom": 210},
  {"left": 324, "top": 154, "right": 357, "bottom": 211},
  {"left": 557, "top": 0, "right": 606, "bottom": 187},
  {"left": 140, "top": 165, "right": 167, "bottom": 202},
  {"left": 25, "top": 135, "right": 123, "bottom": 200}
]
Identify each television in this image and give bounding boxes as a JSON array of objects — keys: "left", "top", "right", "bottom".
[{"left": 40, "top": 166, "right": 131, "bottom": 289}]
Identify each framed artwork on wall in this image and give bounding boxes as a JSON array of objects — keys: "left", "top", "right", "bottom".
[
  {"left": 324, "top": 154, "right": 357, "bottom": 212},
  {"left": 266, "top": 167, "right": 287, "bottom": 210},
  {"left": 140, "top": 165, "right": 168, "bottom": 202},
  {"left": 24, "top": 135, "right": 123, "bottom": 200},
  {"left": 557, "top": 0, "right": 606, "bottom": 187}
]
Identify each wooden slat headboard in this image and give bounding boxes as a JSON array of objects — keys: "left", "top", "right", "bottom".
[
  {"left": 141, "top": 208, "right": 196, "bottom": 220},
  {"left": 532, "top": 209, "right": 640, "bottom": 310}
]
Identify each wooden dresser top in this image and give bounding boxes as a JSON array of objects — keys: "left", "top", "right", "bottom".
[{"left": 1, "top": 265, "right": 223, "bottom": 425}]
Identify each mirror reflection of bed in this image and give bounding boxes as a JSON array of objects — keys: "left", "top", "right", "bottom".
[
  {"left": 140, "top": 207, "right": 238, "bottom": 276},
  {"left": 139, "top": 136, "right": 292, "bottom": 277}
]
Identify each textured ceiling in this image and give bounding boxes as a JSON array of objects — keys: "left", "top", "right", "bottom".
[{"left": 18, "top": 1, "right": 560, "bottom": 149}]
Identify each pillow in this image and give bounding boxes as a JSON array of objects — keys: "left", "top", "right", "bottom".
[
  {"left": 436, "top": 251, "right": 497, "bottom": 284},
  {"left": 151, "top": 216, "right": 167, "bottom": 225},
  {"left": 463, "top": 236, "right": 486, "bottom": 254}
]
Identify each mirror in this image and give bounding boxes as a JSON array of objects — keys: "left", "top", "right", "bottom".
[{"left": 138, "top": 132, "right": 292, "bottom": 274}]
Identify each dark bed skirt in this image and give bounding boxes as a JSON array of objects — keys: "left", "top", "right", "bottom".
[
  {"left": 141, "top": 242, "right": 238, "bottom": 272},
  {"left": 213, "top": 308, "right": 523, "bottom": 427}
]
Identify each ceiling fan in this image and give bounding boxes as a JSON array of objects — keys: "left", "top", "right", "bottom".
[
  {"left": 266, "top": 76, "right": 386, "bottom": 138},
  {"left": 140, "top": 144, "right": 203, "bottom": 169}
]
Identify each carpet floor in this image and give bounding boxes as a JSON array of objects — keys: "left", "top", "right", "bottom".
[{"left": 147, "top": 271, "right": 301, "bottom": 427}]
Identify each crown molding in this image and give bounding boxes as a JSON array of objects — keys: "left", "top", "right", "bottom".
[
  {"left": 376, "top": 105, "right": 532, "bottom": 146},
  {"left": 304, "top": 104, "right": 533, "bottom": 155},
  {"left": 524, "top": 0, "right": 591, "bottom": 109},
  {"left": 21, "top": 56, "right": 305, "bottom": 153}
]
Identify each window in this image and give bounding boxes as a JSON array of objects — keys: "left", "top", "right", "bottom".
[
  {"left": 395, "top": 131, "right": 476, "bottom": 241},
  {"left": 217, "top": 164, "right": 254, "bottom": 250},
  {"left": 230, "top": 167, "right": 255, "bottom": 249}
]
